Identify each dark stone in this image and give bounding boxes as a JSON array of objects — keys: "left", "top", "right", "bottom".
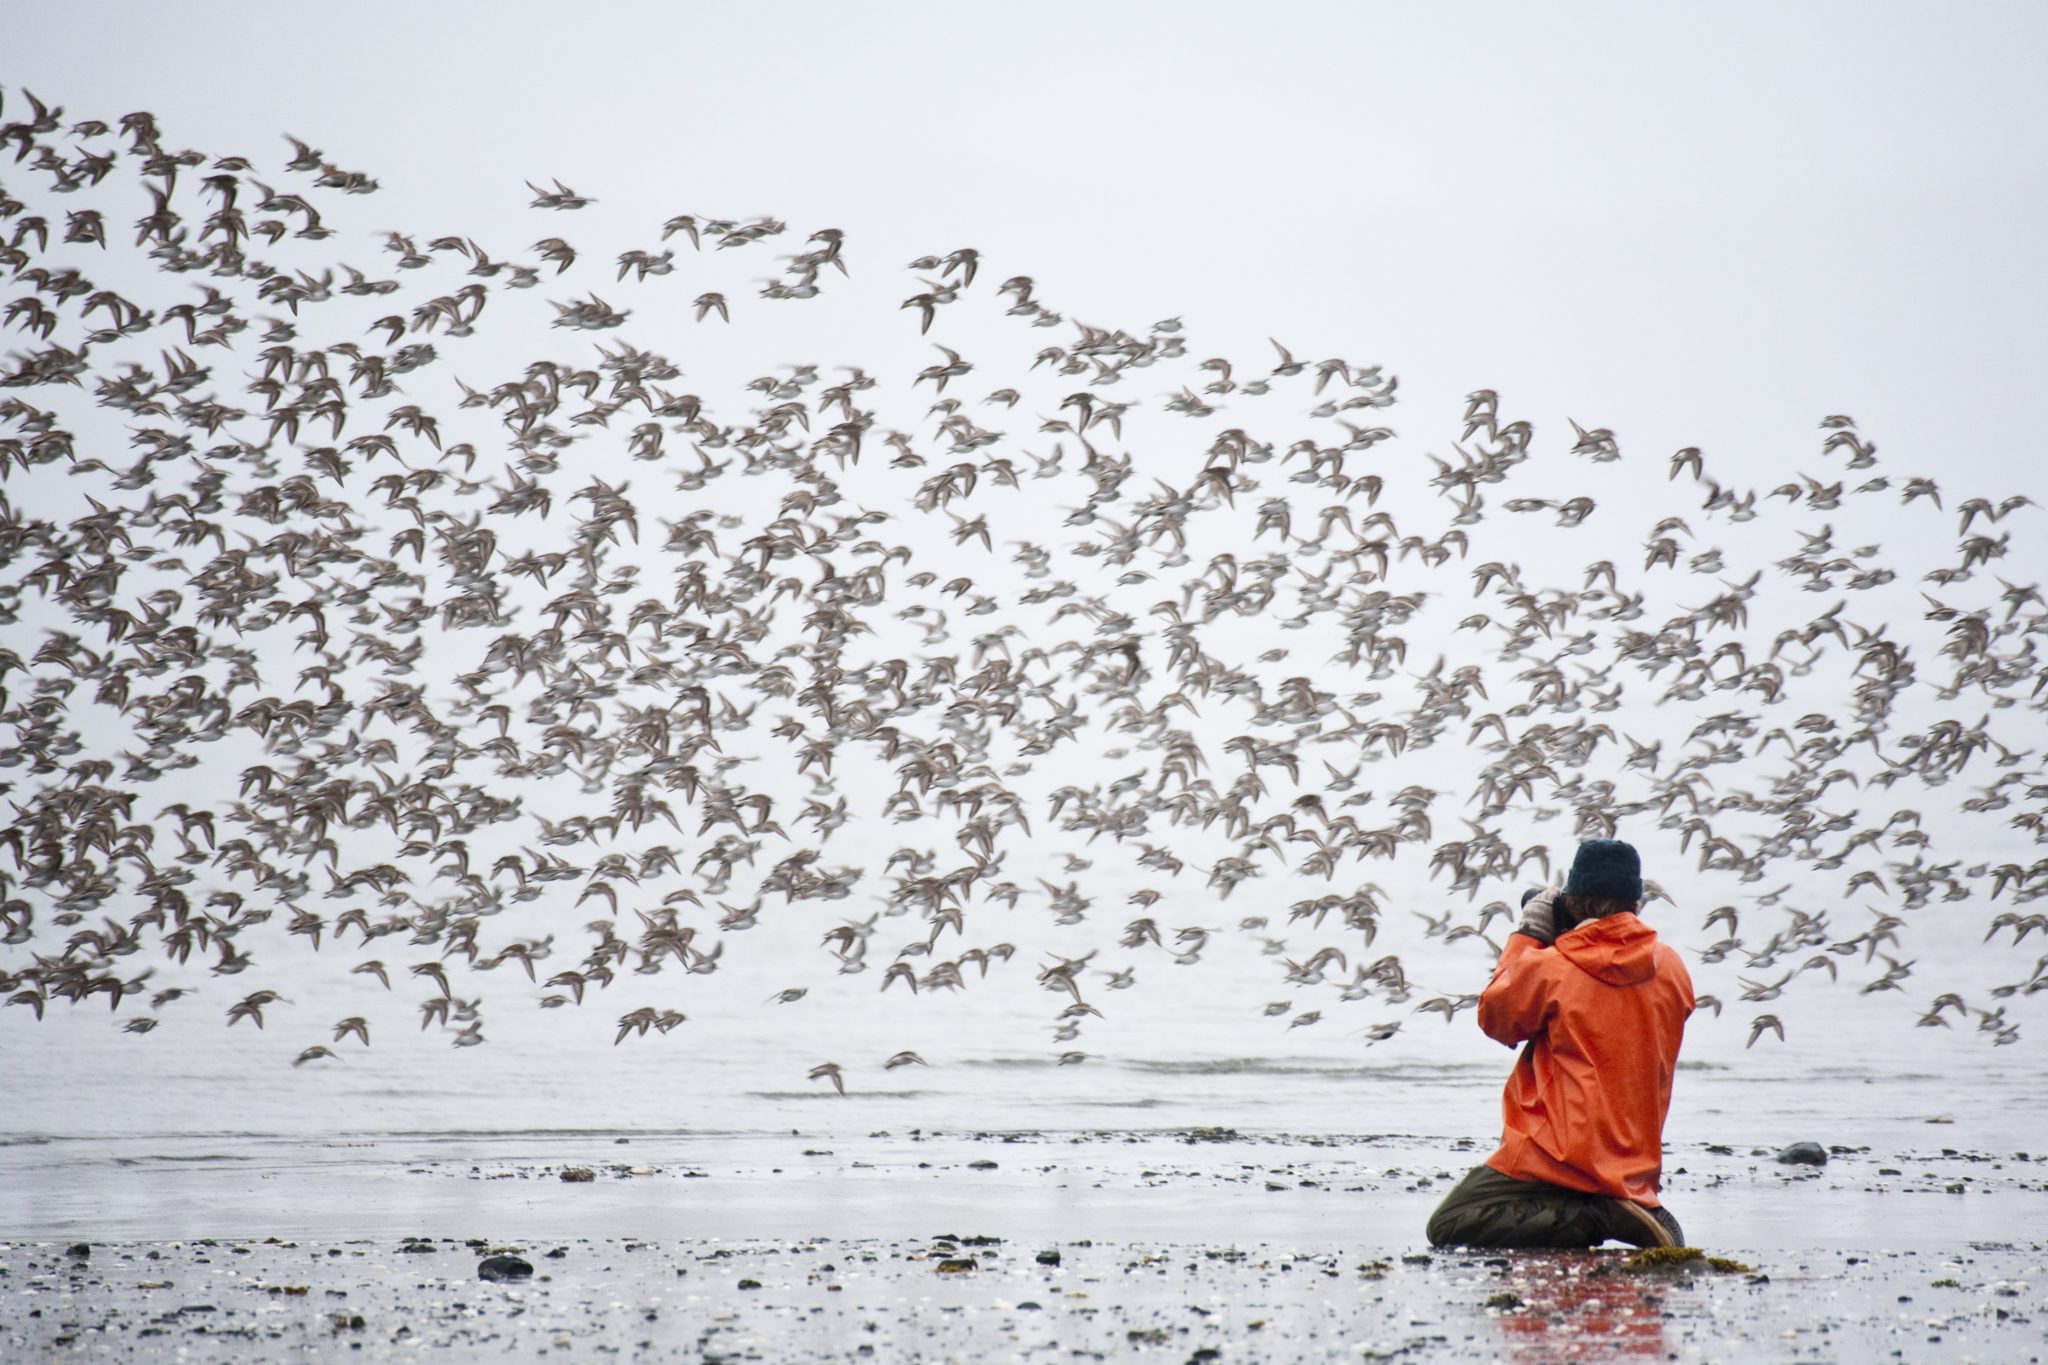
[
  {"left": 65, "top": 1243, "right": 90, "bottom": 1259},
  {"left": 476, "top": 1255, "right": 533, "bottom": 1281},
  {"left": 1776, "top": 1142, "right": 1828, "bottom": 1166},
  {"left": 1036, "top": 1249, "right": 1062, "bottom": 1266},
  {"left": 737, "top": 1278, "right": 762, "bottom": 1289}
]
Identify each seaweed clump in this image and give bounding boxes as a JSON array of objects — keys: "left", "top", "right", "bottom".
[{"left": 1620, "top": 1246, "right": 1756, "bottom": 1274}]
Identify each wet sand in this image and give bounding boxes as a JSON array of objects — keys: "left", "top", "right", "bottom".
[
  {"left": 5, "top": 1130, "right": 2044, "bottom": 1361},
  {"left": 5, "top": 1233, "right": 2043, "bottom": 1363}
]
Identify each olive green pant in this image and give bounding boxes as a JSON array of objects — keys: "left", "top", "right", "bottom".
[{"left": 1425, "top": 1164, "right": 1683, "bottom": 1249}]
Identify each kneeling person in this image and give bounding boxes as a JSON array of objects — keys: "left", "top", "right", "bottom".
[{"left": 1427, "top": 839, "right": 1693, "bottom": 1249}]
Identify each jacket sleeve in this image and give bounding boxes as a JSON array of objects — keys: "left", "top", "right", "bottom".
[{"left": 1476, "top": 933, "right": 1554, "bottom": 1047}]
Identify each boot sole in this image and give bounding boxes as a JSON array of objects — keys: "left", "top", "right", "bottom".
[{"left": 1612, "top": 1199, "right": 1678, "bottom": 1248}]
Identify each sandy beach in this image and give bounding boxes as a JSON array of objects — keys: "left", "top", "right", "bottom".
[{"left": 6, "top": 1128, "right": 2044, "bottom": 1362}]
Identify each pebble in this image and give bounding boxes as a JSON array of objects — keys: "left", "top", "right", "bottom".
[{"left": 477, "top": 1254, "right": 534, "bottom": 1281}]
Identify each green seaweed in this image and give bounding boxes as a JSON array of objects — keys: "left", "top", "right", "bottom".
[{"left": 1620, "top": 1246, "right": 1756, "bottom": 1274}]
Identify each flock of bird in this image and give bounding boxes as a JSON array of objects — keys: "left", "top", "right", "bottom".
[{"left": 1, "top": 85, "right": 2043, "bottom": 1094}]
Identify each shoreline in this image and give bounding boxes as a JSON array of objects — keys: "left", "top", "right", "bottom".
[{"left": 5, "top": 1127, "right": 2043, "bottom": 1249}]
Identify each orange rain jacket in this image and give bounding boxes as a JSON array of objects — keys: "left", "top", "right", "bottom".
[{"left": 1476, "top": 911, "right": 1693, "bottom": 1207}]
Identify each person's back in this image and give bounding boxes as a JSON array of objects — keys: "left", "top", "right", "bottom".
[
  {"left": 1427, "top": 839, "right": 1695, "bottom": 1249},
  {"left": 1479, "top": 904, "right": 1693, "bottom": 1204}
]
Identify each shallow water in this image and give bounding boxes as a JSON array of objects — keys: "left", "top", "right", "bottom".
[{"left": 8, "top": 886, "right": 2043, "bottom": 1251}]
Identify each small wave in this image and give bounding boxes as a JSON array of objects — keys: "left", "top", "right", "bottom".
[
  {"left": 376, "top": 1129, "right": 704, "bottom": 1146},
  {"left": 1122, "top": 1057, "right": 1496, "bottom": 1080},
  {"left": 955, "top": 1055, "right": 1492, "bottom": 1078},
  {"left": 1064, "top": 1097, "right": 1171, "bottom": 1109},
  {"left": 745, "top": 1090, "right": 928, "bottom": 1100}
]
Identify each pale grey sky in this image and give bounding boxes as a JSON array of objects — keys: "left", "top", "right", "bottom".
[{"left": 12, "top": 1, "right": 2048, "bottom": 499}]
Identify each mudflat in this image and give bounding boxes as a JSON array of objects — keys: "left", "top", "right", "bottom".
[
  {"left": 5, "top": 1233, "right": 2041, "bottom": 1362},
  {"left": 5, "top": 1130, "right": 2043, "bottom": 1361}
]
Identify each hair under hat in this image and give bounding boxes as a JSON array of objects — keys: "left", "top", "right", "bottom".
[{"left": 1563, "top": 838, "right": 1643, "bottom": 903}]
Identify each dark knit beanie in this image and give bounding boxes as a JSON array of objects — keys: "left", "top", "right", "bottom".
[{"left": 1563, "top": 839, "right": 1642, "bottom": 902}]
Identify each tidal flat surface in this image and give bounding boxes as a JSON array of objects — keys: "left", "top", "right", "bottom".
[
  {"left": 5, "top": 1120, "right": 2046, "bottom": 1362},
  {"left": 4, "top": 1226, "right": 2041, "bottom": 1364}
]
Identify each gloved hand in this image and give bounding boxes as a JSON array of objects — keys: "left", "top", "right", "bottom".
[{"left": 1516, "top": 885, "right": 1562, "bottom": 945}]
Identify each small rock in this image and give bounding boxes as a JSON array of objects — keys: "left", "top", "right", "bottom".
[
  {"left": 560, "top": 1168, "right": 596, "bottom": 1182},
  {"left": 967, "top": 1160, "right": 998, "bottom": 1170},
  {"left": 1035, "top": 1249, "right": 1062, "bottom": 1266},
  {"left": 477, "top": 1255, "right": 533, "bottom": 1282},
  {"left": 1776, "top": 1142, "right": 1828, "bottom": 1166},
  {"left": 737, "top": 1278, "right": 762, "bottom": 1290},
  {"left": 934, "top": 1258, "right": 978, "bottom": 1274},
  {"left": 65, "top": 1244, "right": 90, "bottom": 1260}
]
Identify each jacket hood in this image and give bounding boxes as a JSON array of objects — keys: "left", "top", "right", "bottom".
[{"left": 1554, "top": 911, "right": 1659, "bottom": 986}]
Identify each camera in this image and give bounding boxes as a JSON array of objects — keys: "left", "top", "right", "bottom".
[{"left": 1521, "top": 887, "right": 1584, "bottom": 934}]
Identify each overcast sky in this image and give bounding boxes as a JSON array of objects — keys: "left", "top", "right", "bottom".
[{"left": 12, "top": 1, "right": 2048, "bottom": 501}]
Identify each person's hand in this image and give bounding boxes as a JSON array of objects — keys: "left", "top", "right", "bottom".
[{"left": 1516, "top": 885, "right": 1562, "bottom": 945}]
